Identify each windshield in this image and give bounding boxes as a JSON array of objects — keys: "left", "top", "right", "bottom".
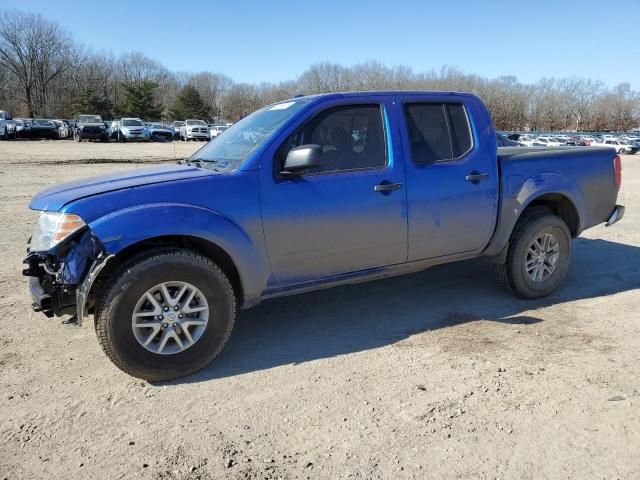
[
  {"left": 34, "top": 119, "right": 53, "bottom": 126},
  {"left": 187, "top": 100, "right": 308, "bottom": 171},
  {"left": 186, "top": 120, "right": 205, "bottom": 126},
  {"left": 78, "top": 115, "right": 102, "bottom": 123},
  {"left": 122, "top": 119, "right": 143, "bottom": 127}
]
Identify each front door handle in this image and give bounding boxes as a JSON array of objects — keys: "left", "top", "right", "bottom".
[
  {"left": 374, "top": 182, "right": 403, "bottom": 192},
  {"left": 465, "top": 172, "right": 489, "bottom": 183}
]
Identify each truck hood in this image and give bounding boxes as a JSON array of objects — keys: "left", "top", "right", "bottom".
[{"left": 30, "top": 164, "right": 211, "bottom": 211}]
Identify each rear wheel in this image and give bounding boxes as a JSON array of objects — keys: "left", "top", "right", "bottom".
[
  {"left": 495, "top": 209, "right": 572, "bottom": 298},
  {"left": 95, "top": 250, "right": 236, "bottom": 381}
]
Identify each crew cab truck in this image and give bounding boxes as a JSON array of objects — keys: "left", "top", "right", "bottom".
[{"left": 24, "top": 91, "right": 625, "bottom": 381}]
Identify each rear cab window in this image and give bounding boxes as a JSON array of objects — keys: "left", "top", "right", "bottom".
[{"left": 403, "top": 102, "right": 473, "bottom": 164}]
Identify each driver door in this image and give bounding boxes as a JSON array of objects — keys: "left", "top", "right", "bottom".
[{"left": 260, "top": 100, "right": 408, "bottom": 285}]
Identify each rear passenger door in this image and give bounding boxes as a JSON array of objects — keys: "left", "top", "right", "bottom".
[{"left": 398, "top": 96, "right": 499, "bottom": 260}]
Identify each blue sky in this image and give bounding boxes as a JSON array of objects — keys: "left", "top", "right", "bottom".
[{"left": 13, "top": 0, "right": 640, "bottom": 88}]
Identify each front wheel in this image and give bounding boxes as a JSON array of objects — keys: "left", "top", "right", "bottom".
[
  {"left": 74, "top": 131, "right": 81, "bottom": 142},
  {"left": 495, "top": 210, "right": 572, "bottom": 298},
  {"left": 95, "top": 250, "right": 236, "bottom": 381}
]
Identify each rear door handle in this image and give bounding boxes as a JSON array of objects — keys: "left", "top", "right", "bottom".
[
  {"left": 374, "top": 182, "right": 403, "bottom": 192},
  {"left": 465, "top": 172, "right": 489, "bottom": 183}
]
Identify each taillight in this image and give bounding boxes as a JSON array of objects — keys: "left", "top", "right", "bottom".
[{"left": 613, "top": 154, "right": 622, "bottom": 190}]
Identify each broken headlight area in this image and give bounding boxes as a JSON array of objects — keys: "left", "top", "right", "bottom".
[{"left": 23, "top": 231, "right": 106, "bottom": 318}]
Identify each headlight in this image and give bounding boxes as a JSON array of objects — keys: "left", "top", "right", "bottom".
[{"left": 30, "top": 212, "right": 86, "bottom": 252}]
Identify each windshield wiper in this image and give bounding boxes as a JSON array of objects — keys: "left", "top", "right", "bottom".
[{"left": 179, "top": 158, "right": 224, "bottom": 171}]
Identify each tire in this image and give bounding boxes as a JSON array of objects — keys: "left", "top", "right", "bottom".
[
  {"left": 74, "top": 131, "right": 81, "bottom": 142},
  {"left": 1, "top": 127, "right": 6, "bottom": 140},
  {"left": 94, "top": 250, "right": 236, "bottom": 381},
  {"left": 495, "top": 209, "right": 572, "bottom": 299}
]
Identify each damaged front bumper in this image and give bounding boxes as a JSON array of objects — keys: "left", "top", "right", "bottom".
[{"left": 23, "top": 231, "right": 111, "bottom": 325}]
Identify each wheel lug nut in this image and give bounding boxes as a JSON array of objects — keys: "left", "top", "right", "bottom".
[
  {"left": 174, "top": 306, "right": 179, "bottom": 311},
  {"left": 158, "top": 315, "right": 164, "bottom": 320},
  {"left": 172, "top": 322, "right": 178, "bottom": 328},
  {"left": 162, "top": 323, "right": 168, "bottom": 328},
  {"left": 178, "top": 314, "right": 183, "bottom": 319},
  {"left": 163, "top": 307, "right": 169, "bottom": 312}
]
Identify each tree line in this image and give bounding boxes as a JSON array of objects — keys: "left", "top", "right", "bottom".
[{"left": 1, "top": 9, "right": 639, "bottom": 131}]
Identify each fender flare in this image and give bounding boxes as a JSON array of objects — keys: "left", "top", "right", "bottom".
[
  {"left": 483, "top": 172, "right": 586, "bottom": 257},
  {"left": 88, "top": 202, "right": 270, "bottom": 306}
]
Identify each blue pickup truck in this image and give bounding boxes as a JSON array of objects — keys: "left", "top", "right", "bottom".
[{"left": 24, "top": 91, "right": 624, "bottom": 380}]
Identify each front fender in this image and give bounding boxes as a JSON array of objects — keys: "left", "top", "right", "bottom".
[
  {"left": 88, "top": 202, "right": 269, "bottom": 306},
  {"left": 483, "top": 172, "right": 586, "bottom": 256}
]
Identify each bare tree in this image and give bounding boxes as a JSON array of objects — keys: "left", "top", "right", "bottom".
[{"left": 0, "top": 10, "right": 75, "bottom": 117}]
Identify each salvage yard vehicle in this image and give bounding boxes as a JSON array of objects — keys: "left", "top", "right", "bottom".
[
  {"left": 113, "top": 118, "right": 150, "bottom": 142},
  {"left": 147, "top": 123, "right": 174, "bottom": 141},
  {"left": 52, "top": 120, "right": 71, "bottom": 139},
  {"left": 594, "top": 138, "right": 638, "bottom": 155},
  {"left": 172, "top": 120, "right": 184, "bottom": 140},
  {"left": 29, "top": 119, "right": 59, "bottom": 139},
  {"left": 24, "top": 91, "right": 625, "bottom": 381},
  {"left": 180, "top": 119, "right": 211, "bottom": 141},
  {"left": 0, "top": 110, "right": 16, "bottom": 140},
  {"left": 74, "top": 115, "right": 109, "bottom": 142},
  {"left": 209, "top": 124, "right": 228, "bottom": 138}
]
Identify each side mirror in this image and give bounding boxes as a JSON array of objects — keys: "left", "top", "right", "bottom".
[{"left": 281, "top": 144, "right": 322, "bottom": 176}]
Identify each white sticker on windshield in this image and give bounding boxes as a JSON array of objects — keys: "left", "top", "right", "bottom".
[{"left": 269, "top": 101, "right": 296, "bottom": 110}]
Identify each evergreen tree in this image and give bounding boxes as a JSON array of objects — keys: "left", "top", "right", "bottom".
[
  {"left": 72, "top": 89, "right": 113, "bottom": 118},
  {"left": 119, "top": 80, "right": 162, "bottom": 119},
  {"left": 171, "top": 85, "right": 210, "bottom": 120}
]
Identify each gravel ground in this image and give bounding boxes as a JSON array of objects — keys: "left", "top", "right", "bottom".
[{"left": 0, "top": 140, "right": 639, "bottom": 479}]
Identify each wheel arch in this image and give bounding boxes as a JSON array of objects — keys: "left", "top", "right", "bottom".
[
  {"left": 524, "top": 193, "right": 580, "bottom": 237},
  {"left": 96, "top": 235, "right": 245, "bottom": 308},
  {"left": 483, "top": 172, "right": 585, "bottom": 258}
]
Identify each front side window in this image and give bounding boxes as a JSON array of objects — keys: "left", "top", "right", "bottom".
[
  {"left": 279, "top": 104, "right": 387, "bottom": 174},
  {"left": 403, "top": 102, "right": 473, "bottom": 163}
]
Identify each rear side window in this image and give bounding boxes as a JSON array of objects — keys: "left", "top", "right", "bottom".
[{"left": 403, "top": 103, "right": 473, "bottom": 163}]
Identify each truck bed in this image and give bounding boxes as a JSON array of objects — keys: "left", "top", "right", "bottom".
[{"left": 483, "top": 145, "right": 620, "bottom": 256}]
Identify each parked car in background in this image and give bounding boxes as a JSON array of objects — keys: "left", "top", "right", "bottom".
[
  {"left": 506, "top": 133, "right": 534, "bottom": 146},
  {"left": 172, "top": 121, "right": 185, "bottom": 140},
  {"left": 23, "top": 91, "right": 624, "bottom": 380},
  {"left": 75, "top": 115, "right": 109, "bottom": 142},
  {"left": 533, "top": 136, "right": 564, "bottom": 147},
  {"left": 209, "top": 124, "right": 228, "bottom": 138},
  {"left": 180, "top": 119, "right": 210, "bottom": 141},
  {"left": 497, "top": 132, "right": 521, "bottom": 147},
  {"left": 14, "top": 119, "right": 31, "bottom": 138},
  {"left": 148, "top": 123, "right": 174, "bottom": 142},
  {"left": 113, "top": 118, "right": 150, "bottom": 142},
  {"left": 29, "top": 119, "right": 59, "bottom": 139},
  {"left": 52, "top": 120, "right": 71, "bottom": 139},
  {"left": 0, "top": 110, "right": 16, "bottom": 140},
  {"left": 594, "top": 139, "right": 638, "bottom": 154}
]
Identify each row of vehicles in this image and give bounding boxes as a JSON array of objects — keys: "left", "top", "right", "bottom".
[
  {"left": 0, "top": 110, "right": 231, "bottom": 142},
  {"left": 503, "top": 132, "right": 640, "bottom": 154}
]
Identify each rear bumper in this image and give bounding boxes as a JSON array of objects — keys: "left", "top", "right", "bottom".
[{"left": 605, "top": 205, "right": 625, "bottom": 226}]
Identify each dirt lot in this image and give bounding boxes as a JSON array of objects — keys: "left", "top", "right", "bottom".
[{"left": 1, "top": 140, "right": 639, "bottom": 479}]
